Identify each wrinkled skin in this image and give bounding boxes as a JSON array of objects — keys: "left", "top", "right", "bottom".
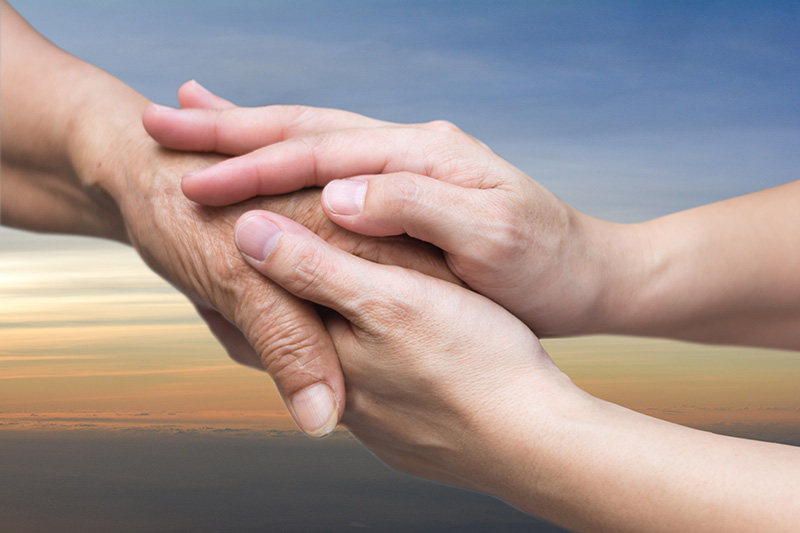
[
  {"left": 228, "top": 208, "right": 569, "bottom": 492},
  {"left": 109, "top": 133, "right": 454, "bottom": 432},
  {"left": 143, "top": 83, "right": 642, "bottom": 338}
]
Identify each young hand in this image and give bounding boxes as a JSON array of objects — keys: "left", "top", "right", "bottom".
[
  {"left": 229, "top": 207, "right": 800, "bottom": 532},
  {"left": 143, "top": 82, "right": 642, "bottom": 337},
  {"left": 229, "top": 207, "right": 573, "bottom": 492},
  {"left": 144, "top": 82, "right": 800, "bottom": 348}
]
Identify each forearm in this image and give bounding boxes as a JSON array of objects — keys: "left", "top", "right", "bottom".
[
  {"left": 0, "top": 0, "right": 140, "bottom": 241},
  {"left": 588, "top": 181, "right": 800, "bottom": 349},
  {"left": 474, "top": 384, "right": 800, "bottom": 531},
  {"left": 1, "top": 160, "right": 118, "bottom": 238}
]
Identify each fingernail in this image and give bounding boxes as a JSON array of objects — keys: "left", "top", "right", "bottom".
[
  {"left": 324, "top": 179, "right": 367, "bottom": 215},
  {"left": 290, "top": 383, "right": 338, "bottom": 438},
  {"left": 180, "top": 170, "right": 204, "bottom": 193},
  {"left": 182, "top": 168, "right": 206, "bottom": 181},
  {"left": 190, "top": 79, "right": 214, "bottom": 96},
  {"left": 235, "top": 216, "right": 282, "bottom": 262},
  {"left": 149, "top": 103, "right": 179, "bottom": 113}
]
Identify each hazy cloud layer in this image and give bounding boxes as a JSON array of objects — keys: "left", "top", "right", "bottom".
[{"left": 1, "top": 427, "right": 794, "bottom": 531}]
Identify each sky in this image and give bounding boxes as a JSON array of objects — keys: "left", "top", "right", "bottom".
[{"left": 2, "top": 0, "right": 799, "bottom": 530}]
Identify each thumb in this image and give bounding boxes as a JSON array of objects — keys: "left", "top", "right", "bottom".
[
  {"left": 321, "top": 173, "right": 486, "bottom": 256},
  {"left": 233, "top": 211, "right": 396, "bottom": 332}
]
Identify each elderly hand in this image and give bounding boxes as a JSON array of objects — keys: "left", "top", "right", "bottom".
[
  {"left": 112, "top": 131, "right": 455, "bottom": 436},
  {"left": 1, "top": 1, "right": 453, "bottom": 437},
  {"left": 92, "top": 131, "right": 457, "bottom": 436}
]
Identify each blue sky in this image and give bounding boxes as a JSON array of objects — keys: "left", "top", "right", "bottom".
[{"left": 10, "top": 0, "right": 800, "bottom": 224}]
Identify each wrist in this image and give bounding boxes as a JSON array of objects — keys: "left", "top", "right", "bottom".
[
  {"left": 67, "top": 76, "right": 152, "bottom": 244},
  {"left": 465, "top": 367, "right": 605, "bottom": 522},
  {"left": 577, "top": 216, "right": 654, "bottom": 335}
]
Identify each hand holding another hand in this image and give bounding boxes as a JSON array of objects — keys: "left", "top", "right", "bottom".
[
  {"left": 143, "top": 83, "right": 800, "bottom": 531},
  {"left": 225, "top": 208, "right": 800, "bottom": 533},
  {"left": 229, "top": 208, "right": 575, "bottom": 495},
  {"left": 116, "top": 137, "right": 454, "bottom": 437},
  {"left": 143, "top": 82, "right": 645, "bottom": 337},
  {"left": 1, "top": 2, "right": 456, "bottom": 439}
]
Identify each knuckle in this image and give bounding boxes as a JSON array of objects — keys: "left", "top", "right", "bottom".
[
  {"left": 389, "top": 173, "right": 425, "bottom": 214},
  {"left": 277, "top": 105, "right": 316, "bottom": 135},
  {"left": 250, "top": 316, "right": 328, "bottom": 385},
  {"left": 423, "top": 138, "right": 467, "bottom": 179},
  {"left": 356, "top": 281, "right": 419, "bottom": 336},
  {"left": 491, "top": 220, "right": 527, "bottom": 262},
  {"left": 284, "top": 240, "right": 332, "bottom": 296},
  {"left": 474, "top": 201, "right": 527, "bottom": 265},
  {"left": 423, "top": 119, "right": 462, "bottom": 134}
]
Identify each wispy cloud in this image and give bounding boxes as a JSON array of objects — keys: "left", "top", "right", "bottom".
[
  {"left": 0, "top": 364, "right": 240, "bottom": 381},
  {"left": 0, "top": 356, "right": 105, "bottom": 362},
  {"left": 0, "top": 409, "right": 306, "bottom": 434},
  {"left": 640, "top": 405, "right": 800, "bottom": 447}
]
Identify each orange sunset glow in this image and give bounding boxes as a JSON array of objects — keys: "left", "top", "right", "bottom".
[{"left": 3, "top": 229, "right": 798, "bottom": 437}]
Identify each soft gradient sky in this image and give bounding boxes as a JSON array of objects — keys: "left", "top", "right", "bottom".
[
  {"left": 1, "top": 1, "right": 799, "bottom": 529},
  {"left": 3, "top": 0, "right": 798, "bottom": 430}
]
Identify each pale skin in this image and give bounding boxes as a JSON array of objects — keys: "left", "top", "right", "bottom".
[
  {"left": 223, "top": 209, "right": 800, "bottom": 532},
  {"left": 146, "top": 89, "right": 800, "bottom": 529},
  {"left": 0, "top": 0, "right": 456, "bottom": 436},
  {"left": 146, "top": 93, "right": 800, "bottom": 349},
  {"left": 4, "top": 0, "right": 799, "bottom": 528}
]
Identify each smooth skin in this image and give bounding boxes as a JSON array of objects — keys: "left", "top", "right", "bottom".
[
  {"left": 145, "top": 88, "right": 800, "bottom": 349},
  {"left": 146, "top": 85, "right": 800, "bottom": 529},
  {"left": 229, "top": 209, "right": 800, "bottom": 532},
  {"left": 0, "top": 0, "right": 455, "bottom": 436}
]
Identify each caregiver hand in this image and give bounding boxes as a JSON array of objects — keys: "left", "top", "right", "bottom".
[
  {"left": 229, "top": 208, "right": 800, "bottom": 532},
  {"left": 1, "top": 1, "right": 452, "bottom": 437},
  {"left": 143, "top": 81, "right": 619, "bottom": 337},
  {"left": 145, "top": 85, "right": 800, "bottom": 348}
]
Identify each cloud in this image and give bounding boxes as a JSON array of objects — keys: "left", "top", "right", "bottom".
[
  {"left": 0, "top": 364, "right": 240, "bottom": 380},
  {"left": 0, "top": 356, "right": 105, "bottom": 362},
  {"left": 639, "top": 405, "right": 800, "bottom": 446},
  {"left": 2, "top": 4, "right": 798, "bottom": 530},
  {"left": 0, "top": 410, "right": 301, "bottom": 434}
]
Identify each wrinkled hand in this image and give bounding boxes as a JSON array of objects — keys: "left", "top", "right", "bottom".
[
  {"left": 143, "top": 82, "right": 638, "bottom": 336},
  {"left": 229, "top": 207, "right": 573, "bottom": 492},
  {"left": 112, "top": 88, "right": 454, "bottom": 436}
]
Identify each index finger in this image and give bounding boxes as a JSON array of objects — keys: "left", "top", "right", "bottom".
[{"left": 180, "top": 126, "right": 475, "bottom": 206}]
